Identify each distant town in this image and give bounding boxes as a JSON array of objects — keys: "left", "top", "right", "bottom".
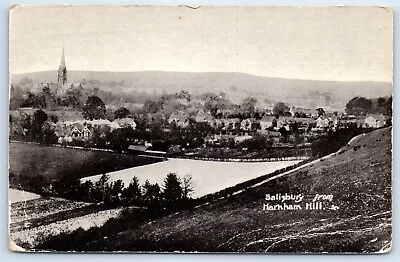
[{"left": 9, "top": 49, "right": 392, "bottom": 160}]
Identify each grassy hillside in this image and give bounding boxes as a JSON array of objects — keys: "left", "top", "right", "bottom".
[
  {"left": 88, "top": 127, "right": 392, "bottom": 253},
  {"left": 10, "top": 71, "right": 392, "bottom": 109}
]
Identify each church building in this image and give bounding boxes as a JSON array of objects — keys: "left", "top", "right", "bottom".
[
  {"left": 54, "top": 47, "right": 83, "bottom": 96},
  {"left": 58, "top": 47, "right": 67, "bottom": 88}
]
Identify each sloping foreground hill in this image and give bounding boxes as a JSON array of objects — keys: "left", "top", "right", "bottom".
[{"left": 95, "top": 127, "right": 392, "bottom": 253}]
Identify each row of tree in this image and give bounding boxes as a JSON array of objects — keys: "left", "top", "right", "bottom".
[
  {"left": 11, "top": 81, "right": 300, "bottom": 123},
  {"left": 345, "top": 96, "right": 392, "bottom": 116},
  {"left": 9, "top": 109, "right": 58, "bottom": 144},
  {"left": 52, "top": 173, "right": 195, "bottom": 211},
  {"left": 10, "top": 84, "right": 134, "bottom": 121}
]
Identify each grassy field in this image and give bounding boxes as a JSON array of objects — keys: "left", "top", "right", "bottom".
[
  {"left": 79, "top": 127, "right": 391, "bottom": 253},
  {"left": 9, "top": 194, "right": 92, "bottom": 231},
  {"left": 9, "top": 195, "right": 126, "bottom": 249},
  {"left": 9, "top": 142, "right": 163, "bottom": 194}
]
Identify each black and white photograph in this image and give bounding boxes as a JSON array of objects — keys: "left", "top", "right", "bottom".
[{"left": 8, "top": 5, "right": 392, "bottom": 253}]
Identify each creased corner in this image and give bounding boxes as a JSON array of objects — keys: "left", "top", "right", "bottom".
[
  {"left": 377, "top": 5, "right": 393, "bottom": 13},
  {"left": 9, "top": 4, "right": 23, "bottom": 15},
  {"left": 376, "top": 240, "right": 392, "bottom": 254},
  {"left": 9, "top": 236, "right": 28, "bottom": 252}
]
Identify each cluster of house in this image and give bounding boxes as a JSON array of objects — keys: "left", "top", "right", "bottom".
[
  {"left": 168, "top": 109, "right": 389, "bottom": 134},
  {"left": 54, "top": 118, "right": 137, "bottom": 143},
  {"left": 51, "top": 105, "right": 388, "bottom": 145},
  {"left": 204, "top": 133, "right": 256, "bottom": 146},
  {"left": 313, "top": 114, "right": 388, "bottom": 131},
  {"left": 312, "top": 116, "right": 339, "bottom": 131},
  {"left": 168, "top": 110, "right": 297, "bottom": 132},
  {"left": 363, "top": 114, "right": 387, "bottom": 128}
]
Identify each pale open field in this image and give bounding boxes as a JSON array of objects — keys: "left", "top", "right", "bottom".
[
  {"left": 8, "top": 188, "right": 41, "bottom": 204},
  {"left": 81, "top": 159, "right": 301, "bottom": 198}
]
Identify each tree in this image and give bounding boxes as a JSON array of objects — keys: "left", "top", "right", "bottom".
[
  {"left": 273, "top": 102, "right": 290, "bottom": 117},
  {"left": 31, "top": 109, "right": 48, "bottom": 142},
  {"left": 143, "top": 99, "right": 161, "bottom": 114},
  {"left": 41, "top": 120, "right": 57, "bottom": 144},
  {"left": 377, "top": 97, "right": 386, "bottom": 109},
  {"left": 52, "top": 174, "right": 82, "bottom": 200},
  {"left": 345, "top": 97, "right": 373, "bottom": 116},
  {"left": 66, "top": 87, "right": 83, "bottom": 109},
  {"left": 22, "top": 92, "right": 46, "bottom": 108},
  {"left": 106, "top": 108, "right": 115, "bottom": 122},
  {"left": 182, "top": 174, "right": 195, "bottom": 199},
  {"left": 162, "top": 173, "right": 183, "bottom": 206},
  {"left": 241, "top": 97, "right": 258, "bottom": 117},
  {"left": 82, "top": 96, "right": 106, "bottom": 120},
  {"left": 9, "top": 96, "right": 25, "bottom": 110},
  {"left": 143, "top": 180, "right": 162, "bottom": 207},
  {"left": 105, "top": 179, "right": 124, "bottom": 205},
  {"left": 110, "top": 126, "right": 135, "bottom": 151},
  {"left": 114, "top": 107, "right": 131, "bottom": 119},
  {"left": 93, "top": 174, "right": 110, "bottom": 203},
  {"left": 21, "top": 115, "right": 32, "bottom": 133},
  {"left": 77, "top": 180, "right": 95, "bottom": 202},
  {"left": 90, "top": 125, "right": 111, "bottom": 148},
  {"left": 122, "top": 177, "right": 142, "bottom": 205},
  {"left": 177, "top": 90, "right": 192, "bottom": 102}
]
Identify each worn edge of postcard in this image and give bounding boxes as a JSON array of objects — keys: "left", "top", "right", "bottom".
[{"left": 7, "top": 4, "right": 393, "bottom": 253}]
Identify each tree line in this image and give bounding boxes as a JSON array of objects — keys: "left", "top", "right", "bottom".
[
  {"left": 345, "top": 96, "right": 392, "bottom": 116},
  {"left": 52, "top": 172, "right": 195, "bottom": 212}
]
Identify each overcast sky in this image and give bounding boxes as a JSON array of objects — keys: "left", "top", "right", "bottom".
[{"left": 9, "top": 5, "right": 392, "bottom": 82}]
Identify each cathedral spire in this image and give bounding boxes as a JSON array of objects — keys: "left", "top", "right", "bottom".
[
  {"left": 58, "top": 47, "right": 67, "bottom": 86},
  {"left": 60, "top": 46, "right": 66, "bottom": 68}
]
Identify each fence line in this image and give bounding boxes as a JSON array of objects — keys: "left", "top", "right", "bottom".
[
  {"left": 9, "top": 140, "right": 120, "bottom": 153},
  {"left": 172, "top": 155, "right": 310, "bottom": 162}
]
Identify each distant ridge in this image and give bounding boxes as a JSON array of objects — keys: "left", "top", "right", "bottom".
[{"left": 10, "top": 71, "right": 392, "bottom": 110}]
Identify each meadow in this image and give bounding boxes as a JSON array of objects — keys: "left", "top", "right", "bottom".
[
  {"left": 9, "top": 194, "right": 126, "bottom": 249},
  {"left": 9, "top": 142, "right": 162, "bottom": 194}
]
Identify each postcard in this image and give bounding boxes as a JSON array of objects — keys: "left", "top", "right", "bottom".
[{"left": 8, "top": 5, "right": 392, "bottom": 253}]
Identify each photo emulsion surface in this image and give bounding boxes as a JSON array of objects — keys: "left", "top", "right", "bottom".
[{"left": 8, "top": 5, "right": 392, "bottom": 253}]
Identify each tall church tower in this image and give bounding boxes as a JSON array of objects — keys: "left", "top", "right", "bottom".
[{"left": 57, "top": 47, "right": 67, "bottom": 86}]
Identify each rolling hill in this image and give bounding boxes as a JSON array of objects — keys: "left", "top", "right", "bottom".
[
  {"left": 10, "top": 71, "right": 392, "bottom": 109},
  {"left": 85, "top": 127, "right": 392, "bottom": 253}
]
